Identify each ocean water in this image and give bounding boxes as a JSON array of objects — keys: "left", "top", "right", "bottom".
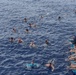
[{"left": 0, "top": 0, "right": 76, "bottom": 75}]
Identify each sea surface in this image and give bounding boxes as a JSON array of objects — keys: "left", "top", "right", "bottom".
[{"left": 0, "top": 0, "right": 76, "bottom": 75}]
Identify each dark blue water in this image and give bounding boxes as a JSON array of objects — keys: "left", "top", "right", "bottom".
[{"left": 0, "top": 0, "right": 76, "bottom": 75}]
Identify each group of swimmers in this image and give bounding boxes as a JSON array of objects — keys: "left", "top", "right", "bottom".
[
  {"left": 29, "top": 60, "right": 55, "bottom": 71},
  {"left": 10, "top": 37, "right": 23, "bottom": 43},
  {"left": 9, "top": 15, "right": 52, "bottom": 47},
  {"left": 67, "top": 36, "right": 76, "bottom": 74},
  {"left": 9, "top": 17, "right": 55, "bottom": 71},
  {"left": 10, "top": 36, "right": 50, "bottom": 48}
]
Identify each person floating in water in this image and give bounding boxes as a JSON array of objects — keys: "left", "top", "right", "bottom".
[
  {"left": 29, "top": 41, "right": 36, "bottom": 48},
  {"left": 25, "top": 29, "right": 29, "bottom": 33},
  {"left": 45, "top": 61, "right": 55, "bottom": 71},
  {"left": 13, "top": 28, "right": 16, "bottom": 33},
  {"left": 24, "top": 18, "right": 27, "bottom": 22},
  {"left": 40, "top": 15, "right": 43, "bottom": 19},
  {"left": 45, "top": 39, "right": 49, "bottom": 45},
  {"left": 58, "top": 16, "right": 61, "bottom": 20},
  {"left": 29, "top": 23, "right": 36, "bottom": 28},
  {"left": 10, "top": 37, "right": 14, "bottom": 42},
  {"left": 42, "top": 40, "right": 50, "bottom": 47},
  {"left": 26, "top": 59, "right": 40, "bottom": 69},
  {"left": 18, "top": 38, "right": 23, "bottom": 43},
  {"left": 30, "top": 60, "right": 35, "bottom": 68}
]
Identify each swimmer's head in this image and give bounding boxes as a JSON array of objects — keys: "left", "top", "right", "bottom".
[
  {"left": 10, "top": 37, "right": 14, "bottom": 39},
  {"left": 18, "top": 38, "right": 23, "bottom": 43},
  {"left": 58, "top": 16, "right": 61, "bottom": 20},
  {"left": 24, "top": 18, "right": 27, "bottom": 22},
  {"left": 45, "top": 40, "right": 49, "bottom": 44},
  {"left": 13, "top": 28, "right": 16, "bottom": 32},
  {"left": 10, "top": 37, "right": 14, "bottom": 42},
  {"left": 26, "top": 29, "right": 29, "bottom": 32}
]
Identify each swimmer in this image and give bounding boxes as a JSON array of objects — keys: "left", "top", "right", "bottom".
[
  {"left": 30, "top": 60, "right": 35, "bottom": 68},
  {"left": 40, "top": 15, "right": 43, "bottom": 19},
  {"left": 13, "top": 28, "right": 16, "bottom": 33},
  {"left": 58, "top": 16, "right": 61, "bottom": 20},
  {"left": 29, "top": 23, "right": 36, "bottom": 28},
  {"left": 26, "top": 60, "right": 39, "bottom": 69},
  {"left": 24, "top": 18, "right": 27, "bottom": 22},
  {"left": 25, "top": 29, "right": 29, "bottom": 33},
  {"left": 10, "top": 37, "right": 14, "bottom": 42},
  {"left": 18, "top": 38, "right": 23, "bottom": 43},
  {"left": 29, "top": 23, "right": 32, "bottom": 28},
  {"left": 42, "top": 40, "right": 50, "bottom": 47},
  {"left": 29, "top": 41, "right": 36, "bottom": 48},
  {"left": 45, "top": 40, "right": 49, "bottom": 45},
  {"left": 45, "top": 62, "right": 54, "bottom": 71}
]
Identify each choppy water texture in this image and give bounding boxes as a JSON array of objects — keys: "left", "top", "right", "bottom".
[{"left": 0, "top": 0, "right": 76, "bottom": 75}]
